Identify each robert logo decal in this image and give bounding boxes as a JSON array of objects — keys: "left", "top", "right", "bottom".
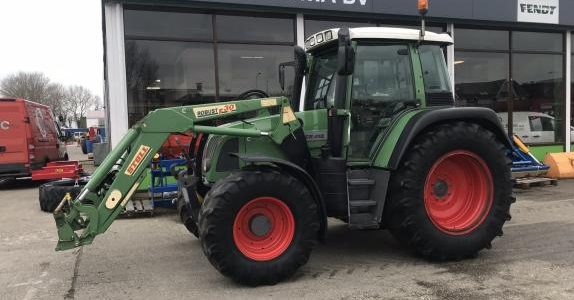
[
  {"left": 192, "top": 104, "right": 237, "bottom": 118},
  {"left": 125, "top": 145, "right": 151, "bottom": 176}
]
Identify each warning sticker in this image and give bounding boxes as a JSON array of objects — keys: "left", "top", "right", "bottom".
[
  {"left": 193, "top": 104, "right": 237, "bottom": 119},
  {"left": 282, "top": 106, "right": 297, "bottom": 124},
  {"left": 125, "top": 145, "right": 151, "bottom": 176},
  {"left": 260, "top": 98, "right": 278, "bottom": 107}
]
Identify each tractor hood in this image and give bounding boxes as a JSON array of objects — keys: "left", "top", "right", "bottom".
[{"left": 201, "top": 107, "right": 329, "bottom": 183}]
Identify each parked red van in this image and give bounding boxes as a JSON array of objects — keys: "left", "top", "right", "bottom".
[{"left": 0, "top": 98, "right": 68, "bottom": 179}]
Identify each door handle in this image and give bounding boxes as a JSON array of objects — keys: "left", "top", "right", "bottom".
[
  {"left": 521, "top": 135, "right": 529, "bottom": 138},
  {"left": 533, "top": 135, "right": 541, "bottom": 138}
]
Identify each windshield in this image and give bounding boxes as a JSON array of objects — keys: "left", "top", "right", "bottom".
[
  {"left": 304, "top": 50, "right": 338, "bottom": 110},
  {"left": 419, "top": 45, "right": 452, "bottom": 94}
]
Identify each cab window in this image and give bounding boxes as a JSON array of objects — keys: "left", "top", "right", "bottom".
[
  {"left": 419, "top": 45, "right": 451, "bottom": 94},
  {"left": 349, "top": 43, "right": 415, "bottom": 159},
  {"left": 304, "top": 50, "right": 338, "bottom": 110}
]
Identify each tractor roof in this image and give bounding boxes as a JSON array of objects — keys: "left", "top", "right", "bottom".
[{"left": 305, "top": 27, "right": 453, "bottom": 52}]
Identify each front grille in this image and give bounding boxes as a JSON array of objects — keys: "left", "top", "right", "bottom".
[
  {"left": 202, "top": 135, "right": 224, "bottom": 171},
  {"left": 204, "top": 136, "right": 223, "bottom": 159}
]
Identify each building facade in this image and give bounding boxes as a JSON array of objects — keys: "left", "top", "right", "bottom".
[{"left": 102, "top": 0, "right": 573, "bottom": 159}]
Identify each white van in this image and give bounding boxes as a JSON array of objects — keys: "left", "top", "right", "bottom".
[{"left": 497, "top": 111, "right": 574, "bottom": 144}]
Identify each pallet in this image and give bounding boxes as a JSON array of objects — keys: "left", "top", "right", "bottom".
[
  {"left": 514, "top": 177, "right": 558, "bottom": 189},
  {"left": 121, "top": 192, "right": 154, "bottom": 217}
]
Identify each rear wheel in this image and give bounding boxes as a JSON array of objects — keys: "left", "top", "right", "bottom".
[
  {"left": 198, "top": 169, "right": 319, "bottom": 285},
  {"left": 385, "top": 122, "right": 513, "bottom": 260}
]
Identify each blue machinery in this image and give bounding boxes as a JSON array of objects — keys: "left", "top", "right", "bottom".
[
  {"left": 510, "top": 135, "right": 549, "bottom": 178},
  {"left": 149, "top": 156, "right": 187, "bottom": 208}
]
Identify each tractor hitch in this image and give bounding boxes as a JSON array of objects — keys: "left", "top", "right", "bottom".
[{"left": 53, "top": 192, "right": 98, "bottom": 251}]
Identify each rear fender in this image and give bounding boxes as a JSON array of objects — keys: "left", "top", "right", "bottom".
[
  {"left": 376, "top": 107, "right": 512, "bottom": 170},
  {"left": 234, "top": 154, "right": 328, "bottom": 242}
]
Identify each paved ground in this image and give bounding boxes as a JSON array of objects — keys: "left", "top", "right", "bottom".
[{"left": 1, "top": 146, "right": 574, "bottom": 299}]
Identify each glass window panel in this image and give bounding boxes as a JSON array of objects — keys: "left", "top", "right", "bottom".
[
  {"left": 455, "top": 29, "right": 509, "bottom": 50},
  {"left": 125, "top": 40, "right": 216, "bottom": 126},
  {"left": 454, "top": 52, "right": 509, "bottom": 112},
  {"left": 216, "top": 15, "right": 294, "bottom": 43},
  {"left": 379, "top": 24, "right": 443, "bottom": 33},
  {"left": 217, "top": 44, "right": 294, "bottom": 101},
  {"left": 420, "top": 45, "right": 452, "bottom": 94},
  {"left": 305, "top": 20, "right": 375, "bottom": 37},
  {"left": 124, "top": 10, "right": 213, "bottom": 40},
  {"left": 304, "top": 50, "right": 338, "bottom": 110},
  {"left": 512, "top": 53, "right": 564, "bottom": 144},
  {"left": 512, "top": 31, "right": 562, "bottom": 52},
  {"left": 349, "top": 44, "right": 415, "bottom": 159}
]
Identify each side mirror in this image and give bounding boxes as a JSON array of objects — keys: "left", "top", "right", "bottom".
[{"left": 337, "top": 28, "right": 355, "bottom": 76}]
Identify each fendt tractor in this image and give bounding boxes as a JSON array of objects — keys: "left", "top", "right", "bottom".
[{"left": 53, "top": 2, "right": 513, "bottom": 286}]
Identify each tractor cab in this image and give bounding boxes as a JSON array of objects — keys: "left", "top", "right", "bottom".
[{"left": 301, "top": 27, "right": 454, "bottom": 161}]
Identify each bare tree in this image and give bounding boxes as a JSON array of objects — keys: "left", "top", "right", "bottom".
[
  {"left": 0, "top": 72, "right": 69, "bottom": 124},
  {"left": 125, "top": 41, "right": 159, "bottom": 91},
  {"left": 0, "top": 72, "right": 52, "bottom": 104},
  {"left": 63, "top": 85, "right": 99, "bottom": 127},
  {"left": 44, "top": 83, "right": 67, "bottom": 123},
  {"left": 1, "top": 72, "right": 101, "bottom": 128}
]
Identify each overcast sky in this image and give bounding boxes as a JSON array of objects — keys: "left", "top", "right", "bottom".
[{"left": 0, "top": 0, "right": 103, "bottom": 98}]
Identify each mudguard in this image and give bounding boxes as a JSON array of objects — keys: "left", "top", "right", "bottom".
[
  {"left": 233, "top": 154, "right": 328, "bottom": 242},
  {"left": 387, "top": 107, "right": 512, "bottom": 170}
]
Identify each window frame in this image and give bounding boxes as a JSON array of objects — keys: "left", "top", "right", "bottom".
[
  {"left": 123, "top": 6, "right": 296, "bottom": 110},
  {"left": 455, "top": 27, "right": 566, "bottom": 146}
]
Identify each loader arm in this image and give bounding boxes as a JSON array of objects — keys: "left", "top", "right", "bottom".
[{"left": 54, "top": 97, "right": 300, "bottom": 251}]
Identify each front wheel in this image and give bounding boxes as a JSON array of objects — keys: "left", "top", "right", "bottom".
[
  {"left": 198, "top": 170, "right": 319, "bottom": 285},
  {"left": 384, "top": 122, "right": 513, "bottom": 260}
]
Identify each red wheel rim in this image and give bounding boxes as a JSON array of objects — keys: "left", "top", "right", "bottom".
[
  {"left": 424, "top": 150, "right": 493, "bottom": 235},
  {"left": 233, "top": 197, "right": 295, "bottom": 261}
]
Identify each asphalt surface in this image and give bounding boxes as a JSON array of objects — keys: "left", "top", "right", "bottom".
[{"left": 2, "top": 146, "right": 574, "bottom": 299}]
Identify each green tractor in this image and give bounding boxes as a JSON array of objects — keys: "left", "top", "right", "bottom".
[{"left": 53, "top": 26, "right": 513, "bottom": 285}]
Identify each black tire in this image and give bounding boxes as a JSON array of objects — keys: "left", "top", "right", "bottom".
[
  {"left": 176, "top": 192, "right": 199, "bottom": 238},
  {"left": 384, "top": 122, "right": 513, "bottom": 260},
  {"left": 237, "top": 89, "right": 268, "bottom": 100},
  {"left": 39, "top": 179, "right": 87, "bottom": 212},
  {"left": 80, "top": 140, "right": 88, "bottom": 155},
  {"left": 198, "top": 169, "right": 319, "bottom": 286}
]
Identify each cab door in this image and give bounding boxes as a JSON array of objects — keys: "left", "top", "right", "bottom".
[{"left": 347, "top": 43, "right": 416, "bottom": 161}]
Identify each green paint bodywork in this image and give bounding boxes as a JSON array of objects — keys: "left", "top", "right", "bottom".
[{"left": 52, "top": 40, "right": 453, "bottom": 252}]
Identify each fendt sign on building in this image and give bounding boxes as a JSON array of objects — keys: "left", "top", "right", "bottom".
[{"left": 517, "top": 0, "right": 559, "bottom": 24}]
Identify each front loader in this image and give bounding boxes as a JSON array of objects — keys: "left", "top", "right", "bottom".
[{"left": 53, "top": 4, "right": 514, "bottom": 286}]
